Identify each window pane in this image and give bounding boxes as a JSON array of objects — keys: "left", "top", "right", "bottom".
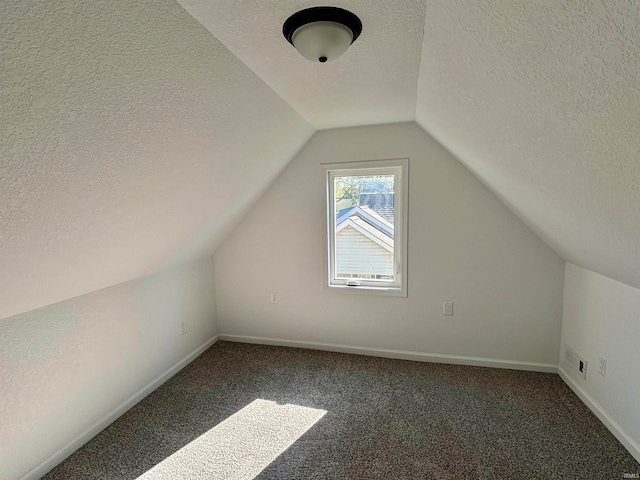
[{"left": 334, "top": 174, "right": 395, "bottom": 280}]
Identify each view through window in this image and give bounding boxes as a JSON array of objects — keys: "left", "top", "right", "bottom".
[
  {"left": 325, "top": 159, "right": 408, "bottom": 295},
  {"left": 334, "top": 174, "right": 395, "bottom": 280}
]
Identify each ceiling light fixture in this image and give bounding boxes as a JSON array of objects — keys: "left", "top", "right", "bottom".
[{"left": 283, "top": 6, "right": 362, "bottom": 63}]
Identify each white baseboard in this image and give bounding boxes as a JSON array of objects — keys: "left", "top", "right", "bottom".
[
  {"left": 218, "top": 334, "right": 558, "bottom": 373},
  {"left": 558, "top": 367, "right": 640, "bottom": 464},
  {"left": 18, "top": 334, "right": 639, "bottom": 478},
  {"left": 18, "top": 335, "right": 219, "bottom": 480}
]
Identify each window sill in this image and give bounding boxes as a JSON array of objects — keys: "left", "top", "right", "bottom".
[{"left": 323, "top": 284, "right": 407, "bottom": 297}]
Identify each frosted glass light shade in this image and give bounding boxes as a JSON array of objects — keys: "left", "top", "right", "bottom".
[
  {"left": 291, "top": 22, "right": 353, "bottom": 63},
  {"left": 283, "top": 7, "right": 362, "bottom": 63}
]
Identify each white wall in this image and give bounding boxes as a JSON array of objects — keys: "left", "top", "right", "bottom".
[
  {"left": 0, "top": 259, "right": 217, "bottom": 480},
  {"left": 214, "top": 122, "right": 565, "bottom": 365},
  {"left": 560, "top": 263, "right": 640, "bottom": 462}
]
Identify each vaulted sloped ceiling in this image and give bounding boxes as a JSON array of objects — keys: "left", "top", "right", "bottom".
[
  {"left": 415, "top": 1, "right": 640, "bottom": 290},
  {"left": 179, "top": 0, "right": 640, "bottom": 289},
  {"left": 177, "top": 0, "right": 428, "bottom": 129},
  {"left": 0, "top": 1, "right": 313, "bottom": 319},
  {"left": 2, "top": 1, "right": 639, "bottom": 319}
]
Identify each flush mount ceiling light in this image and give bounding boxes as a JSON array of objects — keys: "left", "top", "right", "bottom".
[{"left": 283, "top": 6, "right": 362, "bottom": 63}]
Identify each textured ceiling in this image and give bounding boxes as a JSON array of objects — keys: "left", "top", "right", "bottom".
[
  {"left": 180, "top": 0, "right": 640, "bottom": 289},
  {"left": 2, "top": 0, "right": 640, "bottom": 319},
  {"left": 415, "top": 0, "right": 640, "bottom": 289},
  {"left": 177, "top": 0, "right": 427, "bottom": 129},
  {"left": 0, "top": 0, "right": 313, "bottom": 319}
]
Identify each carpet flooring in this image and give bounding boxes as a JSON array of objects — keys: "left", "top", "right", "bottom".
[{"left": 45, "top": 341, "right": 639, "bottom": 479}]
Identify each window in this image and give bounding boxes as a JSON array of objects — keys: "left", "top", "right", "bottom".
[{"left": 323, "top": 159, "right": 408, "bottom": 296}]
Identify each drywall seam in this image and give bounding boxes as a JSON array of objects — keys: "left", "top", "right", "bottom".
[
  {"left": 218, "top": 334, "right": 557, "bottom": 373},
  {"left": 18, "top": 335, "right": 220, "bottom": 480},
  {"left": 558, "top": 367, "right": 640, "bottom": 464}
]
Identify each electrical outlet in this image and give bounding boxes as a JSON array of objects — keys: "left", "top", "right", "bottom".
[
  {"left": 180, "top": 322, "right": 187, "bottom": 335},
  {"left": 598, "top": 356, "right": 607, "bottom": 377},
  {"left": 270, "top": 292, "right": 278, "bottom": 304},
  {"left": 443, "top": 302, "right": 453, "bottom": 316}
]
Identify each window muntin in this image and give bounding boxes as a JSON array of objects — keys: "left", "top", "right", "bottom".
[{"left": 324, "top": 159, "right": 408, "bottom": 295}]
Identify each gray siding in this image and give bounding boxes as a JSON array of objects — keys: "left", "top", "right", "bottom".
[{"left": 336, "top": 226, "right": 393, "bottom": 276}]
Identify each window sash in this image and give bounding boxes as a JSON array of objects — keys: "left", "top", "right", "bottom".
[{"left": 323, "top": 159, "right": 408, "bottom": 296}]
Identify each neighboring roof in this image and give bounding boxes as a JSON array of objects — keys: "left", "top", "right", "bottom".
[
  {"left": 337, "top": 206, "right": 394, "bottom": 251},
  {"left": 358, "top": 193, "right": 394, "bottom": 223}
]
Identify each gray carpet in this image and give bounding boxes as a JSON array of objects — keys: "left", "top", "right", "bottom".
[{"left": 45, "top": 341, "right": 640, "bottom": 479}]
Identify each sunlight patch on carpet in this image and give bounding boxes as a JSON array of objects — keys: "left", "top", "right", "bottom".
[{"left": 136, "top": 399, "right": 327, "bottom": 479}]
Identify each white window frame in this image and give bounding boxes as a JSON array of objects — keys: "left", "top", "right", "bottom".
[{"left": 323, "top": 158, "right": 408, "bottom": 297}]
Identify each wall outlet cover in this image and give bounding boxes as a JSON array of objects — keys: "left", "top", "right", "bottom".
[{"left": 598, "top": 355, "right": 607, "bottom": 376}]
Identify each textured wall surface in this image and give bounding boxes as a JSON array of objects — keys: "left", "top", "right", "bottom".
[
  {"left": 560, "top": 263, "right": 640, "bottom": 460},
  {"left": 0, "top": 259, "right": 217, "bottom": 480},
  {"left": 214, "top": 123, "right": 565, "bottom": 365},
  {"left": 416, "top": 0, "right": 640, "bottom": 289},
  {"left": 177, "top": 0, "right": 427, "bottom": 129},
  {"left": 0, "top": 0, "right": 313, "bottom": 319}
]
